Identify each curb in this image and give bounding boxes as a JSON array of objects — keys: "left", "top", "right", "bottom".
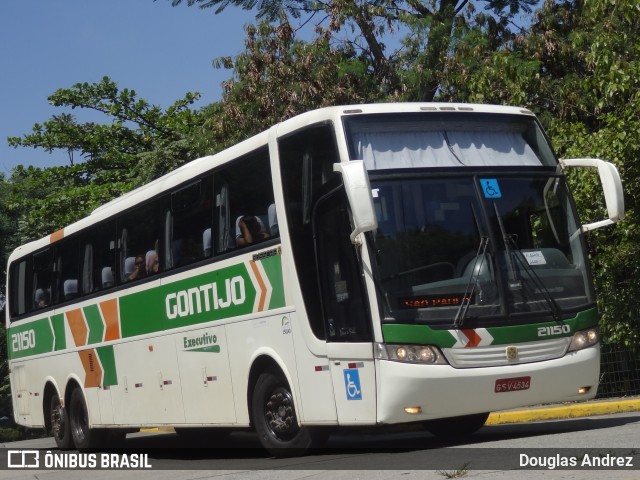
[
  {"left": 486, "top": 398, "right": 640, "bottom": 425},
  {"left": 139, "top": 427, "right": 175, "bottom": 433}
]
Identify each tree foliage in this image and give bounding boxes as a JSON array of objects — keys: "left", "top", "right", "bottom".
[
  {"left": 168, "top": 0, "right": 538, "bottom": 100},
  {"left": 6, "top": 77, "right": 206, "bottom": 245},
  {"left": 198, "top": 19, "right": 383, "bottom": 153}
]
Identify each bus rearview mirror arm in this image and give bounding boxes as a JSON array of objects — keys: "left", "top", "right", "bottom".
[
  {"left": 333, "top": 161, "right": 378, "bottom": 244},
  {"left": 560, "top": 158, "right": 625, "bottom": 232}
]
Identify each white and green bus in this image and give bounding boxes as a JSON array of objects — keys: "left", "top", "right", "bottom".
[{"left": 6, "top": 103, "right": 624, "bottom": 456}]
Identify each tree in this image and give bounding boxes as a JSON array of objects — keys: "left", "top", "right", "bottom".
[
  {"left": 197, "top": 19, "right": 383, "bottom": 154},
  {"left": 6, "top": 77, "right": 207, "bottom": 245},
  {"left": 167, "top": 0, "right": 538, "bottom": 100},
  {"left": 9, "top": 76, "right": 204, "bottom": 180}
]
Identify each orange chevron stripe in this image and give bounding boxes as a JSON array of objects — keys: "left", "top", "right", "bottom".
[
  {"left": 67, "top": 309, "right": 88, "bottom": 347},
  {"left": 462, "top": 328, "right": 482, "bottom": 348},
  {"left": 49, "top": 228, "right": 65, "bottom": 244},
  {"left": 249, "top": 260, "right": 267, "bottom": 311},
  {"left": 78, "top": 349, "right": 102, "bottom": 388},
  {"left": 100, "top": 299, "right": 120, "bottom": 341}
]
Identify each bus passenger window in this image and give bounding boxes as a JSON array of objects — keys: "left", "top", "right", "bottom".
[
  {"left": 32, "top": 250, "right": 53, "bottom": 310},
  {"left": 214, "top": 149, "right": 275, "bottom": 254},
  {"left": 81, "top": 220, "right": 116, "bottom": 293},
  {"left": 268, "top": 204, "right": 278, "bottom": 237},
  {"left": 56, "top": 237, "right": 79, "bottom": 303},
  {"left": 118, "top": 198, "right": 167, "bottom": 282},
  {"left": 9, "top": 260, "right": 28, "bottom": 318},
  {"left": 167, "top": 179, "right": 213, "bottom": 269}
]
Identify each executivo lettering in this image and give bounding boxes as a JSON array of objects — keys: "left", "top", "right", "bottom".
[{"left": 166, "top": 276, "right": 246, "bottom": 320}]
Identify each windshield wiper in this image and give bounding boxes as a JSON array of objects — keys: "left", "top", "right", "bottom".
[
  {"left": 492, "top": 203, "right": 561, "bottom": 321},
  {"left": 453, "top": 235, "right": 489, "bottom": 328}
]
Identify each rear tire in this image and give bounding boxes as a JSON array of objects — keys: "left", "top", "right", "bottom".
[
  {"left": 423, "top": 412, "right": 490, "bottom": 439},
  {"left": 252, "top": 371, "right": 326, "bottom": 457},
  {"left": 68, "top": 388, "right": 107, "bottom": 450},
  {"left": 50, "top": 393, "right": 73, "bottom": 449}
]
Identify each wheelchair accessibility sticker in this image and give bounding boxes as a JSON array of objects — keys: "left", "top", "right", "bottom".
[
  {"left": 480, "top": 178, "right": 502, "bottom": 198},
  {"left": 343, "top": 369, "right": 362, "bottom": 400}
]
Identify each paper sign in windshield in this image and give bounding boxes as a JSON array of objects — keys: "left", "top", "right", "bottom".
[{"left": 523, "top": 251, "right": 547, "bottom": 266}]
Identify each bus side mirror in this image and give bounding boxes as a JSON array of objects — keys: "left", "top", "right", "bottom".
[
  {"left": 333, "top": 161, "right": 378, "bottom": 244},
  {"left": 560, "top": 158, "right": 625, "bottom": 231}
]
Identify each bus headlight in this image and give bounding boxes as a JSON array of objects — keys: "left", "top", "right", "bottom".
[
  {"left": 568, "top": 327, "right": 599, "bottom": 352},
  {"left": 375, "top": 343, "right": 447, "bottom": 364}
]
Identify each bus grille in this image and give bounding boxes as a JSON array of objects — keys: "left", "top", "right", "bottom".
[{"left": 443, "top": 338, "right": 570, "bottom": 368}]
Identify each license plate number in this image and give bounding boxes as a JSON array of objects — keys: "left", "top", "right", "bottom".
[{"left": 495, "top": 376, "right": 531, "bottom": 393}]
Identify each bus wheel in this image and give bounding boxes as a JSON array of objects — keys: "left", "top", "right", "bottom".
[
  {"left": 50, "top": 393, "right": 73, "bottom": 449},
  {"left": 252, "top": 371, "right": 320, "bottom": 457},
  {"left": 68, "top": 388, "right": 106, "bottom": 450},
  {"left": 422, "top": 412, "right": 490, "bottom": 439}
]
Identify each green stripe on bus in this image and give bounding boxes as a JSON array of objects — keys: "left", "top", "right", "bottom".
[
  {"left": 51, "top": 314, "right": 66, "bottom": 351},
  {"left": 96, "top": 346, "right": 118, "bottom": 387},
  {"left": 119, "top": 262, "right": 257, "bottom": 338},
  {"left": 7, "top": 317, "right": 55, "bottom": 360},
  {"left": 382, "top": 324, "right": 458, "bottom": 347},
  {"left": 381, "top": 308, "right": 599, "bottom": 347},
  {"left": 489, "top": 308, "right": 598, "bottom": 344},
  {"left": 262, "top": 255, "right": 285, "bottom": 309},
  {"left": 84, "top": 304, "right": 105, "bottom": 345}
]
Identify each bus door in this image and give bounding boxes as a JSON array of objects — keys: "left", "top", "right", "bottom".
[{"left": 314, "top": 191, "right": 377, "bottom": 425}]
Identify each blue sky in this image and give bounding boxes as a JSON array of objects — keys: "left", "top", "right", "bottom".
[{"left": 0, "top": 0, "right": 254, "bottom": 174}]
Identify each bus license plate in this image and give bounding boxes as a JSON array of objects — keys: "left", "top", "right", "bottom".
[{"left": 495, "top": 376, "right": 531, "bottom": 393}]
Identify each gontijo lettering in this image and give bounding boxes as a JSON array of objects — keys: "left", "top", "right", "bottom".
[{"left": 166, "top": 276, "right": 246, "bottom": 320}]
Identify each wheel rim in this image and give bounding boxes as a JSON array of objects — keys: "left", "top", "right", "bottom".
[
  {"left": 264, "top": 386, "right": 298, "bottom": 441},
  {"left": 51, "top": 402, "right": 65, "bottom": 439}
]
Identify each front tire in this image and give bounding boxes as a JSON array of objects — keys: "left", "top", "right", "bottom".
[
  {"left": 252, "top": 371, "right": 324, "bottom": 457},
  {"left": 50, "top": 393, "right": 73, "bottom": 449},
  {"left": 68, "top": 388, "right": 107, "bottom": 450},
  {"left": 422, "top": 412, "right": 490, "bottom": 439}
]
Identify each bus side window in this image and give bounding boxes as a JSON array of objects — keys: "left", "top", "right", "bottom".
[
  {"left": 278, "top": 123, "right": 340, "bottom": 340},
  {"left": 214, "top": 148, "right": 274, "bottom": 254},
  {"left": 315, "top": 192, "right": 372, "bottom": 343},
  {"left": 118, "top": 197, "right": 167, "bottom": 283},
  {"left": 9, "top": 260, "right": 28, "bottom": 318},
  {"left": 81, "top": 220, "right": 116, "bottom": 293},
  {"left": 168, "top": 177, "right": 213, "bottom": 269},
  {"left": 32, "top": 249, "right": 53, "bottom": 310},
  {"left": 56, "top": 237, "right": 79, "bottom": 303}
]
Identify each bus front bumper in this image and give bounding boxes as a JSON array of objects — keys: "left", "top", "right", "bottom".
[{"left": 376, "top": 344, "right": 600, "bottom": 424}]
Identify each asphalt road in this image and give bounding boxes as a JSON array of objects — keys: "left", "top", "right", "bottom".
[{"left": 1, "top": 410, "right": 639, "bottom": 479}]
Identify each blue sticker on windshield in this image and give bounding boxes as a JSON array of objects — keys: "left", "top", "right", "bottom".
[{"left": 480, "top": 178, "right": 502, "bottom": 198}]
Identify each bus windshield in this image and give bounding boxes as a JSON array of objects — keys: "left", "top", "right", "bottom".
[
  {"left": 369, "top": 174, "right": 593, "bottom": 325},
  {"left": 344, "top": 112, "right": 558, "bottom": 169}
]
